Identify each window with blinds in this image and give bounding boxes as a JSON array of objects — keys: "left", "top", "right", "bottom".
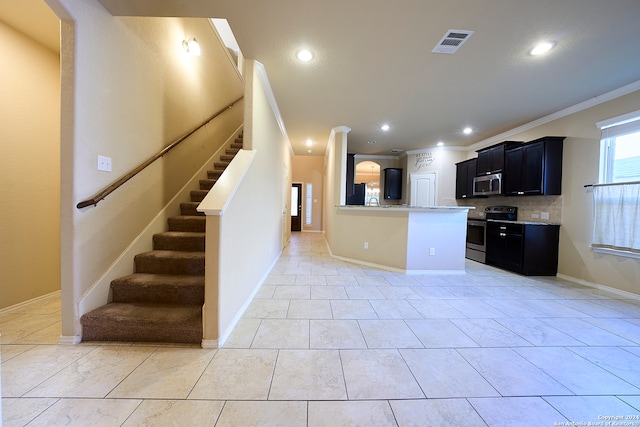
[{"left": 592, "top": 110, "right": 640, "bottom": 257}]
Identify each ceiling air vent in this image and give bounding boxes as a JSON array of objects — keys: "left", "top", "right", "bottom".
[{"left": 431, "top": 29, "right": 474, "bottom": 54}]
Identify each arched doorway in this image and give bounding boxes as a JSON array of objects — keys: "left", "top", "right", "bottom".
[{"left": 355, "top": 161, "right": 381, "bottom": 206}]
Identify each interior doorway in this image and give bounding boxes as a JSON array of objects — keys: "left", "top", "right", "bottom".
[
  {"left": 291, "top": 183, "right": 302, "bottom": 231},
  {"left": 410, "top": 172, "right": 437, "bottom": 206}
]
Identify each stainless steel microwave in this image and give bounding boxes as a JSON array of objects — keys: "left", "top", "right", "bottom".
[{"left": 473, "top": 173, "right": 502, "bottom": 196}]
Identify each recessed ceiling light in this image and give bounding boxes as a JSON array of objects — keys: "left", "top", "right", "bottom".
[
  {"left": 296, "top": 49, "right": 314, "bottom": 62},
  {"left": 463, "top": 127, "right": 473, "bottom": 135},
  {"left": 380, "top": 124, "right": 390, "bottom": 131},
  {"left": 529, "top": 41, "right": 555, "bottom": 56},
  {"left": 306, "top": 139, "right": 313, "bottom": 147},
  {"left": 437, "top": 141, "right": 444, "bottom": 147},
  {"left": 307, "top": 149, "right": 312, "bottom": 153}
]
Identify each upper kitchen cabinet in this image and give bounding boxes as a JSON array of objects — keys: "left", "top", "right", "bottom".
[
  {"left": 476, "top": 141, "right": 522, "bottom": 176},
  {"left": 504, "top": 136, "right": 564, "bottom": 196},
  {"left": 455, "top": 158, "right": 477, "bottom": 199}
]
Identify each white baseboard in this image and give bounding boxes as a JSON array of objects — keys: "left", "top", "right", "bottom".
[
  {"left": 201, "top": 339, "right": 219, "bottom": 349},
  {"left": 0, "top": 290, "right": 61, "bottom": 315},
  {"left": 59, "top": 335, "right": 82, "bottom": 345},
  {"left": 215, "top": 251, "right": 283, "bottom": 348},
  {"left": 557, "top": 273, "right": 640, "bottom": 301},
  {"left": 329, "top": 251, "right": 466, "bottom": 275}
]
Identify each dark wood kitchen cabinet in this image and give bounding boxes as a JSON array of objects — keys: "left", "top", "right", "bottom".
[
  {"left": 486, "top": 221, "right": 560, "bottom": 276},
  {"left": 476, "top": 141, "right": 521, "bottom": 176},
  {"left": 384, "top": 168, "right": 402, "bottom": 200},
  {"left": 455, "top": 158, "right": 477, "bottom": 199},
  {"left": 504, "top": 136, "right": 564, "bottom": 196}
]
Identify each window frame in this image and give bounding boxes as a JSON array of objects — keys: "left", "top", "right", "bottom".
[
  {"left": 596, "top": 109, "right": 640, "bottom": 185},
  {"left": 592, "top": 109, "right": 640, "bottom": 259}
]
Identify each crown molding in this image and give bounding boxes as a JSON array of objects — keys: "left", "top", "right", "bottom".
[{"left": 469, "top": 79, "right": 640, "bottom": 152}]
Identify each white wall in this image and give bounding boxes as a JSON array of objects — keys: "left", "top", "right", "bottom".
[
  {"left": 0, "top": 20, "right": 60, "bottom": 309},
  {"left": 206, "top": 60, "right": 292, "bottom": 345},
  {"left": 53, "top": 0, "right": 244, "bottom": 339}
]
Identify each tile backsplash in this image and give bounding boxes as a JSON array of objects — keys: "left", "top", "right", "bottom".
[{"left": 457, "top": 195, "right": 563, "bottom": 224}]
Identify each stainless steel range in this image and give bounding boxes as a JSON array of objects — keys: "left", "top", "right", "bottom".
[{"left": 465, "top": 206, "right": 517, "bottom": 263}]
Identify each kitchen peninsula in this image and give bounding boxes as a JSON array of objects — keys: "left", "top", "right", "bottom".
[{"left": 331, "top": 205, "right": 472, "bottom": 273}]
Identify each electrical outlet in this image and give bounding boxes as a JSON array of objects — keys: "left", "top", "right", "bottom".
[
  {"left": 364, "top": 242, "right": 369, "bottom": 249},
  {"left": 531, "top": 213, "right": 539, "bottom": 219},
  {"left": 429, "top": 248, "right": 435, "bottom": 256},
  {"left": 98, "top": 155, "right": 112, "bottom": 172},
  {"left": 541, "top": 212, "right": 550, "bottom": 220}
]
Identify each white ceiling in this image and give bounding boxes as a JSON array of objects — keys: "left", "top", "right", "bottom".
[{"left": 5, "top": 0, "right": 640, "bottom": 157}]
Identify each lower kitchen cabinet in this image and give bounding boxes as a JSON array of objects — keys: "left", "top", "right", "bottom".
[{"left": 486, "top": 221, "right": 560, "bottom": 276}]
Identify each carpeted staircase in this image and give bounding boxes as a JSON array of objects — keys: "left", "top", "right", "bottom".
[{"left": 80, "top": 133, "right": 243, "bottom": 344}]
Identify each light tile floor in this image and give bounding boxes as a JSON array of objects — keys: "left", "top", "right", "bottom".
[{"left": 2, "top": 232, "right": 640, "bottom": 426}]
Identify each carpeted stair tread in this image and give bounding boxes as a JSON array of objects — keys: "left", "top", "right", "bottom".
[
  {"left": 168, "top": 215, "right": 205, "bottom": 232},
  {"left": 199, "top": 179, "right": 217, "bottom": 191},
  {"left": 81, "top": 129, "right": 244, "bottom": 345},
  {"left": 80, "top": 302, "right": 202, "bottom": 343},
  {"left": 135, "top": 250, "right": 205, "bottom": 275},
  {"left": 207, "top": 169, "right": 223, "bottom": 179},
  {"left": 153, "top": 231, "right": 205, "bottom": 252},
  {"left": 180, "top": 202, "right": 204, "bottom": 216},
  {"left": 214, "top": 161, "right": 230, "bottom": 169},
  {"left": 111, "top": 273, "right": 204, "bottom": 304},
  {"left": 190, "top": 190, "right": 208, "bottom": 203}
]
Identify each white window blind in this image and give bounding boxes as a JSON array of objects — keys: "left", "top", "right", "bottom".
[{"left": 592, "top": 182, "right": 640, "bottom": 255}]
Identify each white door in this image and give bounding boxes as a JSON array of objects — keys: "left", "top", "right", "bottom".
[{"left": 410, "top": 172, "right": 436, "bottom": 206}]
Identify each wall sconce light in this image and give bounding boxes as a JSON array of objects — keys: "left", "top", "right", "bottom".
[{"left": 183, "top": 38, "right": 201, "bottom": 56}]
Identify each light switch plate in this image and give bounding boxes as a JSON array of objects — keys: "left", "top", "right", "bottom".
[
  {"left": 98, "top": 155, "right": 112, "bottom": 172},
  {"left": 541, "top": 212, "right": 550, "bottom": 220}
]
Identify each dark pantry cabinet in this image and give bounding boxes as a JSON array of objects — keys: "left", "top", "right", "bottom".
[
  {"left": 384, "top": 168, "right": 402, "bottom": 200},
  {"left": 486, "top": 221, "right": 560, "bottom": 276},
  {"left": 455, "top": 158, "right": 477, "bottom": 199}
]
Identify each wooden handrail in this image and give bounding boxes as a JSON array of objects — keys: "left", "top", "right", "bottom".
[{"left": 77, "top": 96, "right": 243, "bottom": 209}]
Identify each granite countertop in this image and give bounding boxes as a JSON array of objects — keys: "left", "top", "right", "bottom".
[
  {"left": 486, "top": 219, "right": 561, "bottom": 226},
  {"left": 338, "top": 205, "right": 474, "bottom": 211}
]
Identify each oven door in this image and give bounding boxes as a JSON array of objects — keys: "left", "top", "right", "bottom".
[{"left": 466, "top": 219, "right": 487, "bottom": 263}]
